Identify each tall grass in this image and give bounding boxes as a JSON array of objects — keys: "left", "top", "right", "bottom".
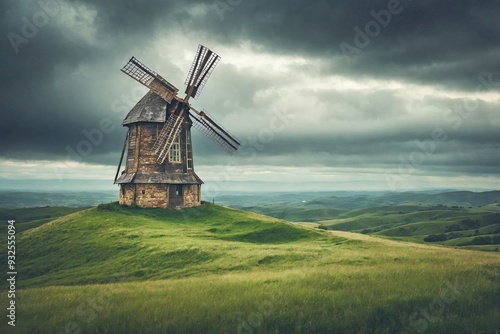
[{"left": 0, "top": 202, "right": 498, "bottom": 333}]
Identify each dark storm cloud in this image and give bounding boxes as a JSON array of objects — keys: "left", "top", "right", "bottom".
[
  {"left": 0, "top": 0, "right": 498, "bottom": 181},
  {"left": 0, "top": 0, "right": 185, "bottom": 162},
  {"left": 201, "top": 0, "right": 500, "bottom": 89}
]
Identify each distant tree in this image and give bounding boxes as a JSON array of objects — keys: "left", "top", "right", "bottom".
[
  {"left": 447, "top": 232, "right": 463, "bottom": 240},
  {"left": 424, "top": 234, "right": 447, "bottom": 242},
  {"left": 445, "top": 224, "right": 462, "bottom": 232},
  {"left": 461, "top": 218, "right": 480, "bottom": 229},
  {"left": 470, "top": 236, "right": 492, "bottom": 245}
]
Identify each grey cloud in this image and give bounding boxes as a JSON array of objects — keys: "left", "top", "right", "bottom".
[{"left": 0, "top": 0, "right": 498, "bottom": 183}]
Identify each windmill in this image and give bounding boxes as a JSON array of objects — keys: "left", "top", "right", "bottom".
[{"left": 114, "top": 45, "right": 240, "bottom": 208}]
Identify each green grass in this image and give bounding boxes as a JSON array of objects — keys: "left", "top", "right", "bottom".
[
  {"left": 0, "top": 206, "right": 88, "bottom": 236},
  {"left": 2, "top": 202, "right": 325, "bottom": 288},
  {"left": 0, "top": 202, "right": 499, "bottom": 333},
  {"left": 319, "top": 204, "right": 500, "bottom": 250},
  {"left": 243, "top": 203, "right": 345, "bottom": 222}
]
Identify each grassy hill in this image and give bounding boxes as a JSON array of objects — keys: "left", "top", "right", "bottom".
[
  {"left": 223, "top": 190, "right": 500, "bottom": 212},
  {"left": 319, "top": 204, "right": 500, "bottom": 251},
  {"left": 0, "top": 191, "right": 116, "bottom": 208},
  {"left": 0, "top": 206, "right": 87, "bottom": 237},
  {"left": 1, "top": 203, "right": 499, "bottom": 333},
  {"left": 5, "top": 203, "right": 322, "bottom": 288},
  {"left": 242, "top": 203, "right": 345, "bottom": 222},
  {"left": 229, "top": 190, "right": 500, "bottom": 250}
]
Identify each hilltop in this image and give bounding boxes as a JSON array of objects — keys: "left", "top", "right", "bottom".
[
  {"left": 1, "top": 202, "right": 499, "bottom": 333},
  {"left": 8, "top": 202, "right": 324, "bottom": 288}
]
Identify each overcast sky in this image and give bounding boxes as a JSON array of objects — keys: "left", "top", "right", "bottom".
[{"left": 0, "top": 0, "right": 499, "bottom": 193}]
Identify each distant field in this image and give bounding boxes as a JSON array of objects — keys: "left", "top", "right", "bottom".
[
  {"left": 242, "top": 204, "right": 346, "bottom": 222},
  {"left": 223, "top": 190, "right": 500, "bottom": 212},
  {"left": 318, "top": 203, "right": 500, "bottom": 251},
  {"left": 0, "top": 191, "right": 116, "bottom": 208},
  {"left": 228, "top": 191, "right": 500, "bottom": 251},
  {"left": 0, "top": 203, "right": 498, "bottom": 333},
  {"left": 0, "top": 206, "right": 87, "bottom": 236}
]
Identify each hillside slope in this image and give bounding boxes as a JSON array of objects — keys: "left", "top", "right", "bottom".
[
  {"left": 0, "top": 206, "right": 87, "bottom": 236},
  {"left": 320, "top": 203, "right": 500, "bottom": 251},
  {"left": 227, "top": 190, "right": 500, "bottom": 213},
  {"left": 7, "top": 202, "right": 326, "bottom": 288},
  {"left": 1, "top": 202, "right": 499, "bottom": 334}
]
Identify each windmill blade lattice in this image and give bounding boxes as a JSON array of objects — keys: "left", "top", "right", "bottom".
[
  {"left": 153, "top": 114, "right": 184, "bottom": 164},
  {"left": 189, "top": 110, "right": 240, "bottom": 155},
  {"left": 121, "top": 57, "right": 179, "bottom": 103},
  {"left": 184, "top": 45, "right": 221, "bottom": 100}
]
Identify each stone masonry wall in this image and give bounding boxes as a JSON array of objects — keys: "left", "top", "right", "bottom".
[
  {"left": 119, "top": 184, "right": 135, "bottom": 206},
  {"left": 134, "top": 184, "right": 169, "bottom": 208},
  {"left": 183, "top": 184, "right": 201, "bottom": 207},
  {"left": 119, "top": 183, "right": 169, "bottom": 208}
]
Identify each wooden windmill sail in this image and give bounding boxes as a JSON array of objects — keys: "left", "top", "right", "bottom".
[{"left": 114, "top": 45, "right": 240, "bottom": 208}]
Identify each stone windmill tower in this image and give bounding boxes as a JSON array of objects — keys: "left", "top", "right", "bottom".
[{"left": 114, "top": 45, "right": 240, "bottom": 208}]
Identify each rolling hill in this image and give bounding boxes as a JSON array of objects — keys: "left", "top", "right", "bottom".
[
  {"left": 8, "top": 203, "right": 323, "bottom": 288},
  {"left": 0, "top": 206, "right": 87, "bottom": 237},
  {"left": 318, "top": 203, "right": 500, "bottom": 251},
  {"left": 0, "top": 202, "right": 499, "bottom": 333},
  {"left": 221, "top": 191, "right": 500, "bottom": 250},
  {"left": 0, "top": 190, "right": 116, "bottom": 208},
  {"left": 221, "top": 190, "right": 500, "bottom": 212}
]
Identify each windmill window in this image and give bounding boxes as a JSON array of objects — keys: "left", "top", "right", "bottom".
[
  {"left": 141, "top": 190, "right": 145, "bottom": 195},
  {"left": 169, "top": 135, "right": 181, "bottom": 163}
]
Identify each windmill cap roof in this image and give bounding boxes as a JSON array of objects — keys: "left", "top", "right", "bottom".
[{"left": 122, "top": 91, "right": 167, "bottom": 125}]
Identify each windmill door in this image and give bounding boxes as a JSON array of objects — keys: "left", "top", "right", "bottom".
[{"left": 169, "top": 185, "right": 184, "bottom": 207}]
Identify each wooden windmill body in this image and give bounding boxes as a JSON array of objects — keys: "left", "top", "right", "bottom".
[{"left": 114, "top": 45, "right": 240, "bottom": 208}]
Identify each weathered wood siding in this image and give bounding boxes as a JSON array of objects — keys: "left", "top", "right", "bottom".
[{"left": 123, "top": 120, "right": 194, "bottom": 175}]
